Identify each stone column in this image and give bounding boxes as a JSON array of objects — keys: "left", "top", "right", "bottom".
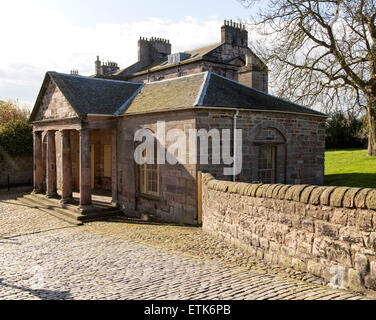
[
  {"left": 61, "top": 130, "right": 73, "bottom": 204},
  {"left": 46, "top": 130, "right": 58, "bottom": 198},
  {"left": 79, "top": 129, "right": 92, "bottom": 207},
  {"left": 111, "top": 129, "right": 118, "bottom": 207},
  {"left": 33, "top": 131, "right": 43, "bottom": 193}
]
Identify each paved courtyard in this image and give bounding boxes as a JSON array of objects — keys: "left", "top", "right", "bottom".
[{"left": 0, "top": 190, "right": 372, "bottom": 300}]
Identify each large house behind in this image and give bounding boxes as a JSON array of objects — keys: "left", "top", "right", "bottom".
[
  {"left": 94, "top": 20, "right": 268, "bottom": 93},
  {"left": 29, "top": 22, "right": 327, "bottom": 225}
]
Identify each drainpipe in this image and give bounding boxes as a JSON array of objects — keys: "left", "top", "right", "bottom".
[{"left": 233, "top": 110, "right": 240, "bottom": 182}]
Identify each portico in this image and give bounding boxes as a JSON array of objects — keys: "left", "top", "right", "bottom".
[{"left": 32, "top": 121, "right": 117, "bottom": 210}]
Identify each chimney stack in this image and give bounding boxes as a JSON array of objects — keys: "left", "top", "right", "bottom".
[
  {"left": 94, "top": 56, "right": 120, "bottom": 76},
  {"left": 138, "top": 37, "right": 172, "bottom": 67},
  {"left": 221, "top": 20, "right": 248, "bottom": 47}
]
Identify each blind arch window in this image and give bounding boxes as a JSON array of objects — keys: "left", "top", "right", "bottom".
[{"left": 137, "top": 142, "right": 160, "bottom": 197}]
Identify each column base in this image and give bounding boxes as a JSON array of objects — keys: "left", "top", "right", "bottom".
[
  {"left": 46, "top": 193, "right": 60, "bottom": 200},
  {"left": 32, "top": 189, "right": 43, "bottom": 195},
  {"left": 60, "top": 197, "right": 74, "bottom": 205},
  {"left": 111, "top": 201, "right": 119, "bottom": 208},
  {"left": 78, "top": 204, "right": 94, "bottom": 215}
]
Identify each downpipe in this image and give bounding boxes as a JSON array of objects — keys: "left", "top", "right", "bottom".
[{"left": 233, "top": 110, "right": 240, "bottom": 182}]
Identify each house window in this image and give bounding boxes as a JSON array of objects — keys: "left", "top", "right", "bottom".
[
  {"left": 258, "top": 145, "right": 276, "bottom": 184},
  {"left": 138, "top": 147, "right": 160, "bottom": 197}
]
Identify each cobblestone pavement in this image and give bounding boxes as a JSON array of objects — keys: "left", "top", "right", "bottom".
[{"left": 0, "top": 191, "right": 373, "bottom": 300}]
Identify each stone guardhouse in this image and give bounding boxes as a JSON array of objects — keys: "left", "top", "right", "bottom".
[{"left": 29, "top": 21, "right": 327, "bottom": 225}]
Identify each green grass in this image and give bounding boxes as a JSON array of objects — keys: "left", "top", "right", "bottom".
[{"left": 325, "top": 149, "right": 376, "bottom": 188}]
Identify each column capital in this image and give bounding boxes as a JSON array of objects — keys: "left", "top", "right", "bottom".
[
  {"left": 33, "top": 130, "right": 43, "bottom": 136},
  {"left": 46, "top": 130, "right": 57, "bottom": 136}
]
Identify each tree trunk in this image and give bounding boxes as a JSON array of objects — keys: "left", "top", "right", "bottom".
[{"left": 366, "top": 94, "right": 376, "bottom": 157}]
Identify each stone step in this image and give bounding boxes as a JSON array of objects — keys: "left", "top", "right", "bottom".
[
  {"left": 17, "top": 197, "right": 83, "bottom": 226},
  {"left": 24, "top": 194, "right": 84, "bottom": 221},
  {"left": 77, "top": 209, "right": 121, "bottom": 222},
  {"left": 19, "top": 194, "right": 122, "bottom": 224},
  {"left": 29, "top": 193, "right": 115, "bottom": 215}
]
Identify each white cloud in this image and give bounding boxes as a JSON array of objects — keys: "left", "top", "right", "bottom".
[{"left": 0, "top": 3, "right": 223, "bottom": 107}]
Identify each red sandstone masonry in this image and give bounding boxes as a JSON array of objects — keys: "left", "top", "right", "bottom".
[
  {"left": 0, "top": 153, "right": 33, "bottom": 188},
  {"left": 201, "top": 173, "right": 376, "bottom": 294}
]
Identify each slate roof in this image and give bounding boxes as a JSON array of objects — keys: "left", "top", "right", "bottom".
[
  {"left": 116, "top": 42, "right": 223, "bottom": 78},
  {"left": 201, "top": 73, "right": 327, "bottom": 116},
  {"left": 32, "top": 71, "right": 326, "bottom": 121},
  {"left": 123, "top": 73, "right": 206, "bottom": 114},
  {"left": 31, "top": 72, "right": 143, "bottom": 121},
  {"left": 122, "top": 72, "right": 327, "bottom": 117}
]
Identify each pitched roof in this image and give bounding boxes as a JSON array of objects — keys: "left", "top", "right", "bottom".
[
  {"left": 120, "top": 72, "right": 326, "bottom": 117},
  {"left": 117, "top": 42, "right": 223, "bottom": 78},
  {"left": 32, "top": 71, "right": 326, "bottom": 121},
  {"left": 200, "top": 73, "right": 327, "bottom": 117},
  {"left": 31, "top": 72, "right": 143, "bottom": 121},
  {"left": 123, "top": 73, "right": 206, "bottom": 114}
]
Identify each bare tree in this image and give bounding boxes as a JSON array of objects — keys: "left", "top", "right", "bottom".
[{"left": 239, "top": 0, "right": 376, "bottom": 156}]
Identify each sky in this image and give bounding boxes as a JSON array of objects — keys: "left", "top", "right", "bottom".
[{"left": 0, "top": 0, "right": 259, "bottom": 108}]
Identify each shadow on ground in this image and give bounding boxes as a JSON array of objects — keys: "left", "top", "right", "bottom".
[
  {"left": 325, "top": 173, "right": 376, "bottom": 189},
  {"left": 0, "top": 278, "right": 71, "bottom": 300},
  {"left": 101, "top": 216, "right": 199, "bottom": 229}
]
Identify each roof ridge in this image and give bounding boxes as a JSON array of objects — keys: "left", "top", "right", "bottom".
[
  {"left": 194, "top": 72, "right": 211, "bottom": 106},
  {"left": 114, "top": 84, "right": 145, "bottom": 116},
  {"left": 49, "top": 71, "right": 140, "bottom": 85},
  {"left": 143, "top": 71, "right": 207, "bottom": 85},
  {"left": 185, "top": 42, "right": 222, "bottom": 54}
]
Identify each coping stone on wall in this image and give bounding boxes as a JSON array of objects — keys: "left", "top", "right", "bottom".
[
  {"left": 300, "top": 186, "right": 318, "bottom": 204},
  {"left": 272, "top": 185, "right": 285, "bottom": 199},
  {"left": 366, "top": 190, "right": 376, "bottom": 210},
  {"left": 248, "top": 184, "right": 262, "bottom": 197},
  {"left": 278, "top": 185, "right": 292, "bottom": 200},
  {"left": 291, "top": 185, "right": 309, "bottom": 202},
  {"left": 236, "top": 182, "right": 253, "bottom": 196},
  {"left": 319, "top": 186, "right": 337, "bottom": 206},
  {"left": 266, "top": 184, "right": 281, "bottom": 198},
  {"left": 202, "top": 173, "right": 376, "bottom": 211},
  {"left": 330, "top": 187, "right": 351, "bottom": 207},
  {"left": 355, "top": 188, "right": 372, "bottom": 208},
  {"left": 343, "top": 188, "right": 362, "bottom": 208},
  {"left": 256, "top": 184, "right": 271, "bottom": 198},
  {"left": 285, "top": 185, "right": 300, "bottom": 201},
  {"left": 309, "top": 186, "right": 328, "bottom": 205}
]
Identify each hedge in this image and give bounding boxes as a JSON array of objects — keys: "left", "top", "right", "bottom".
[{"left": 0, "top": 120, "right": 33, "bottom": 155}]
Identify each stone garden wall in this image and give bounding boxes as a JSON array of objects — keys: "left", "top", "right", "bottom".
[
  {"left": 0, "top": 153, "right": 33, "bottom": 188},
  {"left": 202, "top": 173, "right": 376, "bottom": 294}
]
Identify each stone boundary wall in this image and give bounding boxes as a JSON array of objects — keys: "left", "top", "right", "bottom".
[
  {"left": 0, "top": 153, "right": 33, "bottom": 188},
  {"left": 201, "top": 173, "right": 376, "bottom": 294}
]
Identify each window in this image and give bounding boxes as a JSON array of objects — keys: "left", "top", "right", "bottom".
[
  {"left": 258, "top": 145, "right": 276, "bottom": 184},
  {"left": 138, "top": 146, "right": 160, "bottom": 197},
  {"left": 103, "top": 145, "right": 112, "bottom": 178}
]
